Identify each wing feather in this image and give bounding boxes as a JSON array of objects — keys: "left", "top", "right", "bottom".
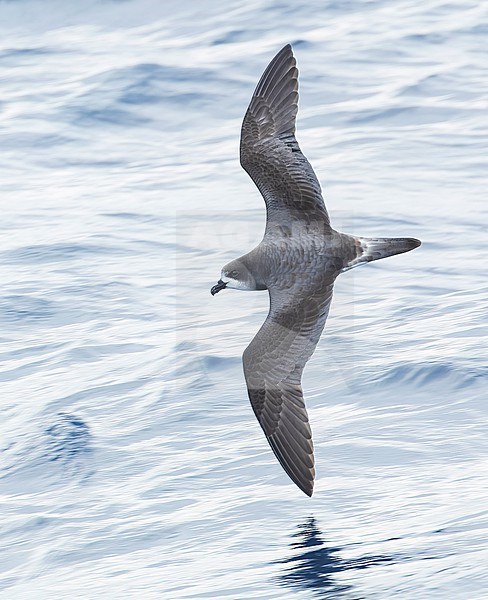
[
  {"left": 243, "top": 283, "right": 334, "bottom": 496},
  {"left": 240, "top": 44, "right": 330, "bottom": 227}
]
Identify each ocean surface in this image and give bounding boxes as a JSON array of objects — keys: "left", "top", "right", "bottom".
[{"left": 1, "top": 1, "right": 487, "bottom": 598}]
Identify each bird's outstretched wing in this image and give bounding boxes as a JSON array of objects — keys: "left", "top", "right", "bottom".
[
  {"left": 242, "top": 280, "right": 334, "bottom": 496},
  {"left": 240, "top": 44, "right": 330, "bottom": 227}
]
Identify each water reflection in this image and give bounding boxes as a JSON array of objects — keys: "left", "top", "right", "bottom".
[{"left": 278, "top": 517, "right": 394, "bottom": 598}]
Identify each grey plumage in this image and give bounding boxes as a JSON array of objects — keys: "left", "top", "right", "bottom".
[{"left": 212, "top": 44, "right": 421, "bottom": 496}]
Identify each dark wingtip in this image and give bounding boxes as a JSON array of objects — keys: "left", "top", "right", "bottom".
[
  {"left": 410, "top": 238, "right": 422, "bottom": 249},
  {"left": 293, "top": 477, "right": 313, "bottom": 497},
  {"left": 275, "top": 43, "right": 293, "bottom": 60},
  {"left": 267, "top": 434, "right": 315, "bottom": 498}
]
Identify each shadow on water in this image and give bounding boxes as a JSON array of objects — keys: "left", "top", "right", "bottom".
[
  {"left": 0, "top": 413, "right": 94, "bottom": 494},
  {"left": 277, "top": 517, "right": 395, "bottom": 598},
  {"left": 45, "top": 413, "right": 92, "bottom": 464}
]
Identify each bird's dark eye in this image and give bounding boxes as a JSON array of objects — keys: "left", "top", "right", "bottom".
[{"left": 230, "top": 270, "right": 239, "bottom": 278}]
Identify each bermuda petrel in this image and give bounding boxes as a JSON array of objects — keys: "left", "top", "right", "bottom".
[{"left": 211, "top": 44, "right": 421, "bottom": 496}]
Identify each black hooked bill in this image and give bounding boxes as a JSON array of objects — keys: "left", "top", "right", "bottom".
[{"left": 211, "top": 279, "right": 227, "bottom": 295}]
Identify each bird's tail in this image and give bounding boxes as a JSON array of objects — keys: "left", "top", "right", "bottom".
[{"left": 343, "top": 236, "right": 421, "bottom": 271}]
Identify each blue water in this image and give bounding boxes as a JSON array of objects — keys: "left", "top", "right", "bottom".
[{"left": 1, "top": 1, "right": 487, "bottom": 598}]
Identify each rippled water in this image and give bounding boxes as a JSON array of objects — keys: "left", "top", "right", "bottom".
[{"left": 1, "top": 1, "right": 487, "bottom": 598}]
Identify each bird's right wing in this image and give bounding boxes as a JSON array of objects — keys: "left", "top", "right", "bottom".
[
  {"left": 240, "top": 45, "right": 330, "bottom": 227},
  {"left": 242, "top": 280, "right": 334, "bottom": 496}
]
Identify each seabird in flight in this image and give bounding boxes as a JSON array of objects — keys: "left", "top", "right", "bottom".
[{"left": 211, "top": 44, "right": 421, "bottom": 496}]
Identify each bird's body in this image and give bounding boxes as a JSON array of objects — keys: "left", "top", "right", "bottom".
[{"left": 211, "top": 45, "right": 420, "bottom": 496}]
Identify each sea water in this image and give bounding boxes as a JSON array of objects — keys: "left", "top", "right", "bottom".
[{"left": 1, "top": 1, "right": 487, "bottom": 598}]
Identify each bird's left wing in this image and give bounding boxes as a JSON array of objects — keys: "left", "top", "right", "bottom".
[{"left": 242, "top": 279, "right": 334, "bottom": 496}]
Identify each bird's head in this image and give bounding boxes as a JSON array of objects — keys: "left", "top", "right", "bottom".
[{"left": 211, "top": 259, "right": 257, "bottom": 295}]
